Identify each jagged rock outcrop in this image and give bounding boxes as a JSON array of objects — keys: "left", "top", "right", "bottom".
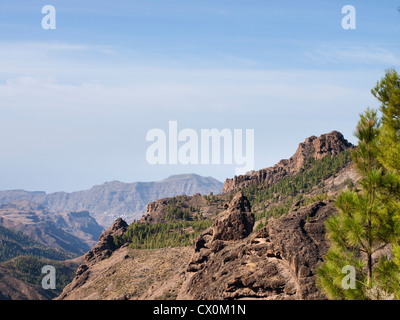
[
  {"left": 58, "top": 194, "right": 336, "bottom": 300},
  {"left": 223, "top": 131, "right": 354, "bottom": 193},
  {"left": 178, "top": 197, "right": 335, "bottom": 300},
  {"left": 142, "top": 193, "right": 211, "bottom": 224},
  {"left": 82, "top": 218, "right": 128, "bottom": 265},
  {"left": 141, "top": 191, "right": 230, "bottom": 224},
  {"left": 57, "top": 218, "right": 128, "bottom": 300},
  {"left": 56, "top": 216, "right": 193, "bottom": 300},
  {"left": 212, "top": 191, "right": 254, "bottom": 241}
]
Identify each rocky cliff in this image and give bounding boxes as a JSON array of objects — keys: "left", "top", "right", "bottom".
[
  {"left": 56, "top": 218, "right": 129, "bottom": 300},
  {"left": 177, "top": 193, "right": 333, "bottom": 300},
  {"left": 0, "top": 174, "right": 223, "bottom": 228},
  {"left": 223, "top": 131, "right": 354, "bottom": 194}
]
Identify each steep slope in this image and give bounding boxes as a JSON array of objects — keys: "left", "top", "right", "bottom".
[
  {"left": 0, "top": 220, "right": 85, "bottom": 300},
  {"left": 0, "top": 255, "right": 82, "bottom": 300},
  {"left": 0, "top": 225, "right": 73, "bottom": 262},
  {"left": 57, "top": 218, "right": 192, "bottom": 300},
  {"left": 0, "top": 201, "right": 103, "bottom": 255},
  {"left": 57, "top": 192, "right": 336, "bottom": 300},
  {"left": 0, "top": 174, "right": 223, "bottom": 228},
  {"left": 0, "top": 264, "right": 55, "bottom": 300}
]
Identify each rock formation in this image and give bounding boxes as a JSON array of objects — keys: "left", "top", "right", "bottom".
[
  {"left": 223, "top": 131, "right": 354, "bottom": 193},
  {"left": 212, "top": 191, "right": 254, "bottom": 241},
  {"left": 82, "top": 218, "right": 128, "bottom": 266},
  {"left": 178, "top": 195, "right": 334, "bottom": 300},
  {"left": 57, "top": 218, "right": 128, "bottom": 300}
]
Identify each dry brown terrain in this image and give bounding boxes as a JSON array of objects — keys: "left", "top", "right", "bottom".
[{"left": 58, "top": 245, "right": 192, "bottom": 300}]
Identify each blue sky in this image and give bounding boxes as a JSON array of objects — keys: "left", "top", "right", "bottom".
[{"left": 0, "top": 1, "right": 399, "bottom": 192}]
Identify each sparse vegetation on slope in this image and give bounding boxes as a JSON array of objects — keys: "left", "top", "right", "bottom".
[
  {"left": 0, "top": 225, "right": 73, "bottom": 262},
  {"left": 131, "top": 149, "right": 354, "bottom": 250},
  {"left": 114, "top": 219, "right": 212, "bottom": 250},
  {"left": 242, "top": 150, "right": 352, "bottom": 223},
  {"left": 1, "top": 255, "right": 79, "bottom": 296}
]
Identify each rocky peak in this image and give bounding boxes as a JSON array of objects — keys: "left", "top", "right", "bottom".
[
  {"left": 213, "top": 191, "right": 254, "bottom": 241},
  {"left": 56, "top": 218, "right": 128, "bottom": 300},
  {"left": 226, "top": 191, "right": 251, "bottom": 212},
  {"left": 82, "top": 217, "right": 128, "bottom": 266},
  {"left": 223, "top": 131, "right": 354, "bottom": 193},
  {"left": 186, "top": 192, "right": 254, "bottom": 273},
  {"left": 289, "top": 130, "right": 353, "bottom": 172}
]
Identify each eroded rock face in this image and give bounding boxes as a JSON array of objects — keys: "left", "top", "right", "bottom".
[
  {"left": 213, "top": 191, "right": 254, "bottom": 241},
  {"left": 57, "top": 218, "right": 128, "bottom": 300},
  {"left": 83, "top": 217, "right": 128, "bottom": 265},
  {"left": 178, "top": 200, "right": 335, "bottom": 300},
  {"left": 223, "top": 131, "right": 354, "bottom": 194}
]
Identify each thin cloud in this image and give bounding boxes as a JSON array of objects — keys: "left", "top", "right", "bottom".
[{"left": 305, "top": 45, "right": 400, "bottom": 66}]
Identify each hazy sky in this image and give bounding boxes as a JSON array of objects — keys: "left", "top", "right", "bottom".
[{"left": 0, "top": 0, "right": 399, "bottom": 192}]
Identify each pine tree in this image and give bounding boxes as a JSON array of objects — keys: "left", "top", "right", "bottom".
[
  {"left": 317, "top": 71, "right": 400, "bottom": 300},
  {"left": 371, "top": 69, "right": 400, "bottom": 298},
  {"left": 372, "top": 69, "right": 400, "bottom": 172},
  {"left": 318, "top": 109, "right": 396, "bottom": 299}
]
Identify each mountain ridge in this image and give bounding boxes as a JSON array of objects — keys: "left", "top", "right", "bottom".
[
  {"left": 57, "top": 130, "right": 358, "bottom": 300},
  {"left": 0, "top": 174, "right": 223, "bottom": 228},
  {"left": 223, "top": 130, "right": 354, "bottom": 194}
]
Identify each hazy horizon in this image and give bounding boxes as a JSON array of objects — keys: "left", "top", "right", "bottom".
[{"left": 1, "top": 1, "right": 399, "bottom": 192}]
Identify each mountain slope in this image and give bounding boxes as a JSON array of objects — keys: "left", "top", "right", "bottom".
[
  {"left": 0, "top": 201, "right": 103, "bottom": 255},
  {"left": 0, "top": 224, "right": 83, "bottom": 300},
  {"left": 0, "top": 255, "right": 82, "bottom": 300},
  {"left": 0, "top": 264, "right": 54, "bottom": 300},
  {"left": 57, "top": 131, "right": 358, "bottom": 300},
  {"left": 0, "top": 225, "right": 73, "bottom": 262},
  {"left": 0, "top": 174, "right": 223, "bottom": 228}
]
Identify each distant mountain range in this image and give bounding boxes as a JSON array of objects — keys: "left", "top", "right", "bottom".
[
  {"left": 0, "top": 201, "right": 102, "bottom": 255},
  {"left": 0, "top": 174, "right": 223, "bottom": 228}
]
